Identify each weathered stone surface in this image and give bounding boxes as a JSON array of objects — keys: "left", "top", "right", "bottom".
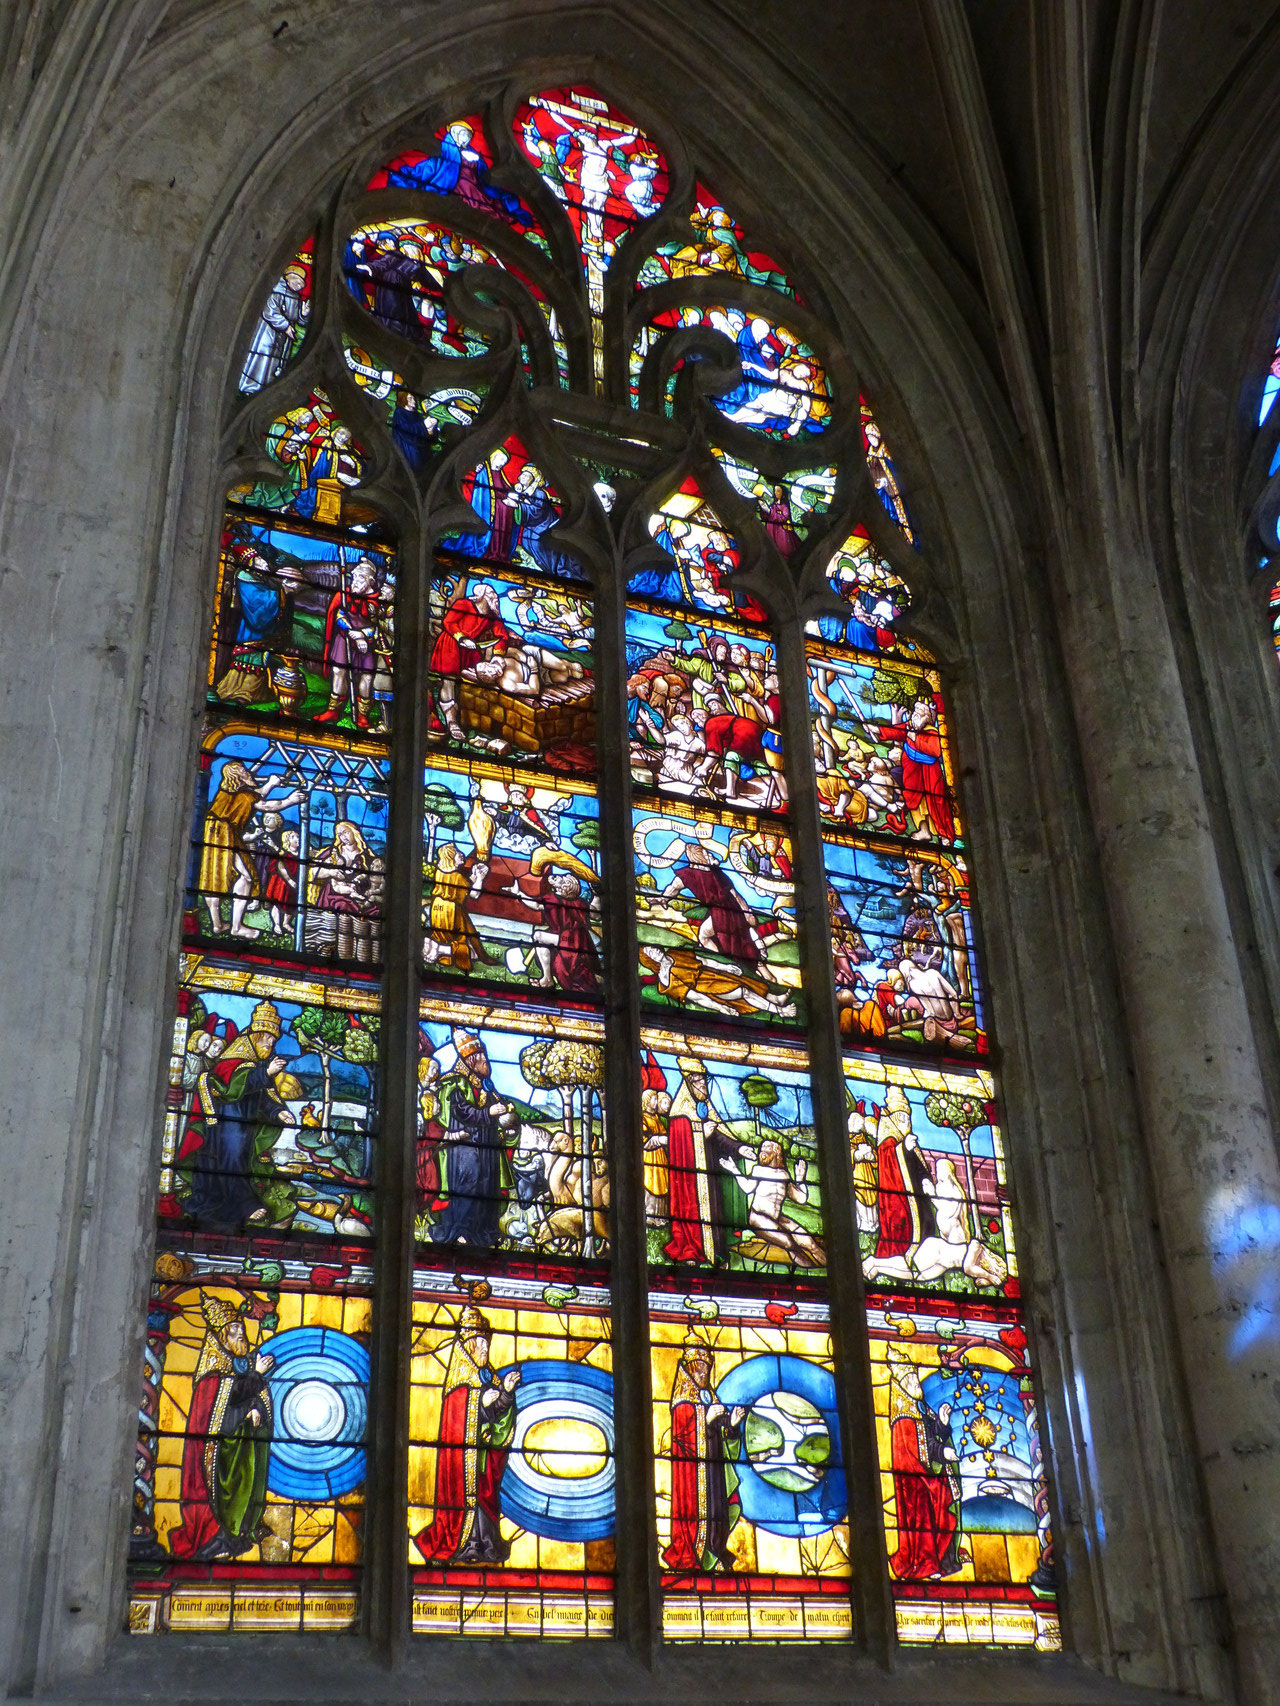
[{"left": 0, "top": 2, "right": 1278, "bottom": 1702}]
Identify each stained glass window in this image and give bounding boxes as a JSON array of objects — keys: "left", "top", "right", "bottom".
[
  {"left": 806, "top": 550, "right": 1053, "bottom": 1644},
  {"left": 1258, "top": 315, "right": 1280, "bottom": 660},
  {"left": 128, "top": 81, "right": 1059, "bottom": 1657},
  {"left": 1261, "top": 331, "right": 1280, "bottom": 425},
  {"left": 132, "top": 457, "right": 392, "bottom": 1629}
]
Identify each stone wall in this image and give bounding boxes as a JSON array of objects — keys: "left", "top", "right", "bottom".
[{"left": 0, "top": 2, "right": 1278, "bottom": 1702}]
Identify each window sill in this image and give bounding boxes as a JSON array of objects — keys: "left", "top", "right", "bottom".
[{"left": 47, "top": 1636, "right": 1189, "bottom": 1706}]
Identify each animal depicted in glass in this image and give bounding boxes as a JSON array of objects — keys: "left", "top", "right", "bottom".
[
  {"left": 416, "top": 998, "right": 606, "bottom": 1261},
  {"left": 845, "top": 1060, "right": 1012, "bottom": 1297},
  {"left": 136, "top": 73, "right": 1064, "bottom": 1653}
]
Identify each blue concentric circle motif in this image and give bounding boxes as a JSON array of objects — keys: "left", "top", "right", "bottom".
[
  {"left": 716, "top": 1353, "right": 846, "bottom": 1538},
  {"left": 497, "top": 1359, "right": 616, "bottom": 1541},
  {"left": 265, "top": 1327, "right": 369, "bottom": 1500}
]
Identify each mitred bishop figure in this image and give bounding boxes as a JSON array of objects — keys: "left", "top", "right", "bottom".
[
  {"left": 167, "top": 1294, "right": 274, "bottom": 1561},
  {"left": 885, "top": 1346, "right": 964, "bottom": 1580},
  {"left": 414, "top": 1284, "right": 521, "bottom": 1564},
  {"left": 662, "top": 1342, "right": 747, "bottom": 1573}
]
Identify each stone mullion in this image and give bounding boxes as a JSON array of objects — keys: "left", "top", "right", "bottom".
[
  {"left": 775, "top": 612, "right": 895, "bottom": 1663},
  {"left": 595, "top": 562, "right": 659, "bottom": 1658},
  {"left": 362, "top": 516, "right": 427, "bottom": 1661}
]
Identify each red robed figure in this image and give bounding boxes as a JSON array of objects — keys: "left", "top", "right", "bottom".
[
  {"left": 663, "top": 1348, "right": 742, "bottom": 1573},
  {"left": 887, "top": 1384, "right": 961, "bottom": 1580},
  {"left": 895, "top": 716, "right": 955, "bottom": 841},
  {"left": 414, "top": 1306, "right": 518, "bottom": 1565},
  {"left": 663, "top": 1115, "right": 709, "bottom": 1263},
  {"left": 874, "top": 1128, "right": 914, "bottom": 1260}
]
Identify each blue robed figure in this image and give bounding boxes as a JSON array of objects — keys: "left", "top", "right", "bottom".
[
  {"left": 627, "top": 526, "right": 686, "bottom": 602},
  {"left": 387, "top": 122, "right": 533, "bottom": 228},
  {"left": 715, "top": 315, "right": 826, "bottom": 438},
  {"left": 429, "top": 1031, "right": 515, "bottom": 1250},
  {"left": 447, "top": 461, "right": 494, "bottom": 558},
  {"left": 512, "top": 474, "right": 574, "bottom": 578},
  {"left": 236, "top": 568, "right": 288, "bottom": 650}
]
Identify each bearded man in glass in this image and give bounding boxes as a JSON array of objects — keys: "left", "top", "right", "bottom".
[
  {"left": 167, "top": 1295, "right": 275, "bottom": 1561},
  {"left": 414, "top": 1296, "right": 522, "bottom": 1564}
]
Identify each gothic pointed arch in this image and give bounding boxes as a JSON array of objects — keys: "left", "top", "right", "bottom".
[{"left": 128, "top": 78, "right": 1059, "bottom": 1656}]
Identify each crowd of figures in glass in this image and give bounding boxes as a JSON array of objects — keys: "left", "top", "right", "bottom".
[
  {"left": 129, "top": 373, "right": 393, "bottom": 1630},
  {"left": 1257, "top": 331, "right": 1280, "bottom": 671},
  {"left": 808, "top": 539, "right": 1056, "bottom": 1648},
  {"left": 627, "top": 492, "right": 854, "bottom": 1636},
  {"left": 130, "top": 77, "right": 1057, "bottom": 1653},
  {"left": 398, "top": 417, "right": 612, "bottom": 1631}
]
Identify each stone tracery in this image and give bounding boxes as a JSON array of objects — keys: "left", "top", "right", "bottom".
[{"left": 127, "top": 80, "right": 1057, "bottom": 1653}]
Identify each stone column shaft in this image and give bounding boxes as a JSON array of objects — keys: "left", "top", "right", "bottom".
[{"left": 1057, "top": 526, "right": 1280, "bottom": 1705}]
